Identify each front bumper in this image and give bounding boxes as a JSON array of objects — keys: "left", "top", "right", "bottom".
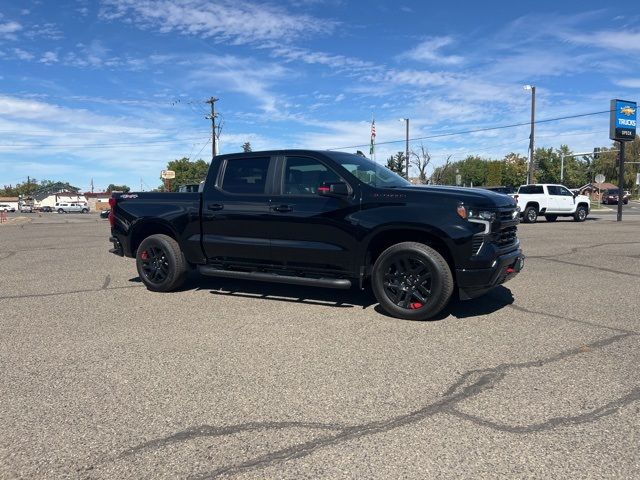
[{"left": 456, "top": 248, "right": 524, "bottom": 300}]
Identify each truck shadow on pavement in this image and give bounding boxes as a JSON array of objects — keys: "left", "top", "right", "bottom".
[{"left": 129, "top": 274, "right": 514, "bottom": 321}]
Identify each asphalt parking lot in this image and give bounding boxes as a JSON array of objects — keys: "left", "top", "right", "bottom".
[{"left": 1, "top": 212, "right": 639, "bottom": 479}]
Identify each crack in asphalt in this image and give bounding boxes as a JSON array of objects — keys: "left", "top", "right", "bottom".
[
  {"left": 505, "top": 303, "right": 638, "bottom": 335},
  {"left": 448, "top": 387, "right": 640, "bottom": 433},
  {"left": 113, "top": 332, "right": 638, "bottom": 479},
  {"left": 526, "top": 240, "right": 640, "bottom": 259},
  {"left": 0, "top": 283, "right": 141, "bottom": 301},
  {"left": 0, "top": 250, "right": 16, "bottom": 262},
  {"left": 538, "top": 257, "right": 640, "bottom": 278}
]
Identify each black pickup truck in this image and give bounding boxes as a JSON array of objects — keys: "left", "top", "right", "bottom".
[{"left": 109, "top": 150, "right": 524, "bottom": 320}]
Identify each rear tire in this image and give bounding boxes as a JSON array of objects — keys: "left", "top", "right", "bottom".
[
  {"left": 136, "top": 234, "right": 187, "bottom": 292},
  {"left": 57, "top": 208, "right": 64, "bottom": 214},
  {"left": 573, "top": 206, "right": 588, "bottom": 222},
  {"left": 523, "top": 206, "right": 538, "bottom": 223},
  {"left": 371, "top": 242, "right": 453, "bottom": 320},
  {"left": 545, "top": 215, "right": 558, "bottom": 222}
]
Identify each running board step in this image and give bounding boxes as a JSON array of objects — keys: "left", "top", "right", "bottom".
[{"left": 198, "top": 266, "right": 352, "bottom": 289}]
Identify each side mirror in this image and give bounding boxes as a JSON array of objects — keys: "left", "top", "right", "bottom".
[{"left": 318, "top": 182, "right": 350, "bottom": 197}]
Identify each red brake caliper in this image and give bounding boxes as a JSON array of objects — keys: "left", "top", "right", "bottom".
[
  {"left": 409, "top": 302, "right": 423, "bottom": 309},
  {"left": 140, "top": 250, "right": 149, "bottom": 260}
]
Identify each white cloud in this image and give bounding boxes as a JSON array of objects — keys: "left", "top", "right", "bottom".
[
  {"left": 612, "top": 78, "right": 640, "bottom": 89},
  {"left": 13, "top": 47, "right": 34, "bottom": 61},
  {"left": 187, "top": 54, "right": 290, "bottom": 114},
  {"left": 401, "top": 36, "right": 464, "bottom": 66},
  {"left": 39, "top": 51, "right": 59, "bottom": 64},
  {"left": 99, "top": 0, "right": 336, "bottom": 45},
  {"left": 566, "top": 30, "right": 640, "bottom": 52},
  {"left": 0, "top": 19, "right": 22, "bottom": 40}
]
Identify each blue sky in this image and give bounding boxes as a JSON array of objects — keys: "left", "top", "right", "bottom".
[{"left": 1, "top": 0, "right": 639, "bottom": 191}]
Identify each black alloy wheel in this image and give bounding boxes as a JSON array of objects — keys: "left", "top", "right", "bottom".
[
  {"left": 372, "top": 242, "right": 453, "bottom": 320},
  {"left": 139, "top": 245, "right": 170, "bottom": 284},
  {"left": 135, "top": 234, "right": 187, "bottom": 292},
  {"left": 382, "top": 254, "right": 433, "bottom": 310}
]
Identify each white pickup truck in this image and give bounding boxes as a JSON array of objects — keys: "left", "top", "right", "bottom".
[{"left": 513, "top": 184, "right": 590, "bottom": 223}]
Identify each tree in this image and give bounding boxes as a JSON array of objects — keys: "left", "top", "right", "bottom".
[
  {"left": 431, "top": 155, "right": 452, "bottom": 185},
  {"left": 410, "top": 144, "right": 431, "bottom": 184},
  {"left": 242, "top": 142, "right": 252, "bottom": 153},
  {"left": 386, "top": 152, "right": 407, "bottom": 177},
  {"left": 502, "top": 153, "right": 528, "bottom": 188},
  {"left": 107, "top": 184, "right": 131, "bottom": 193},
  {"left": 486, "top": 160, "right": 503, "bottom": 186},
  {"left": 163, "top": 157, "right": 210, "bottom": 191}
]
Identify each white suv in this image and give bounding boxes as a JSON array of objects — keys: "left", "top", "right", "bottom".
[
  {"left": 0, "top": 204, "right": 16, "bottom": 212},
  {"left": 55, "top": 202, "right": 90, "bottom": 214}
]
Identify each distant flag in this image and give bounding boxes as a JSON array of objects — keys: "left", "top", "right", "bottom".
[{"left": 369, "top": 119, "right": 376, "bottom": 156}]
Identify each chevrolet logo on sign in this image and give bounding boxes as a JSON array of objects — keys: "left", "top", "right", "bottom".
[
  {"left": 620, "top": 106, "right": 635, "bottom": 116},
  {"left": 610, "top": 99, "right": 637, "bottom": 142}
]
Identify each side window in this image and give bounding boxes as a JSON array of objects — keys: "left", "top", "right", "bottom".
[
  {"left": 547, "top": 186, "right": 561, "bottom": 195},
  {"left": 519, "top": 185, "right": 543, "bottom": 194},
  {"left": 221, "top": 157, "right": 270, "bottom": 194},
  {"left": 560, "top": 187, "right": 573, "bottom": 196},
  {"left": 282, "top": 157, "right": 342, "bottom": 195}
]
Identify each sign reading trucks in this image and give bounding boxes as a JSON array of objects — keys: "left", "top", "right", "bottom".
[{"left": 610, "top": 99, "right": 637, "bottom": 142}]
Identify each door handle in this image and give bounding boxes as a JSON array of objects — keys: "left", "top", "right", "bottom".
[
  {"left": 207, "top": 203, "right": 224, "bottom": 211},
  {"left": 272, "top": 204, "right": 293, "bottom": 213}
]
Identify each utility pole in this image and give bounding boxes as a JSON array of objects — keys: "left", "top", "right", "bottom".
[
  {"left": 617, "top": 141, "right": 625, "bottom": 222},
  {"left": 524, "top": 85, "right": 536, "bottom": 184},
  {"left": 205, "top": 97, "right": 219, "bottom": 158},
  {"left": 405, "top": 118, "right": 410, "bottom": 180}
]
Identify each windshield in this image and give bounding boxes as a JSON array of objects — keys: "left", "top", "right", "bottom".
[
  {"left": 325, "top": 151, "right": 411, "bottom": 188},
  {"left": 606, "top": 189, "right": 619, "bottom": 195}
]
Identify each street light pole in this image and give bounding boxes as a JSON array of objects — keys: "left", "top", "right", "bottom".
[
  {"left": 405, "top": 118, "right": 410, "bottom": 180},
  {"left": 524, "top": 85, "right": 536, "bottom": 184}
]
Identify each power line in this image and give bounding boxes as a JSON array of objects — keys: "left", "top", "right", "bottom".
[
  {"left": 191, "top": 138, "right": 211, "bottom": 161},
  {"left": 327, "top": 109, "right": 613, "bottom": 151},
  {"left": 0, "top": 136, "right": 211, "bottom": 148}
]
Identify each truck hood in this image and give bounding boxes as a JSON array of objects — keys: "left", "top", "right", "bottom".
[{"left": 390, "top": 185, "right": 517, "bottom": 209}]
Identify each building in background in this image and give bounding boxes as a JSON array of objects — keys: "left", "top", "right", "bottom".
[{"left": 84, "top": 192, "right": 111, "bottom": 211}]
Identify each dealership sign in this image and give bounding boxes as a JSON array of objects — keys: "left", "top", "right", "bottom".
[{"left": 610, "top": 99, "right": 636, "bottom": 142}]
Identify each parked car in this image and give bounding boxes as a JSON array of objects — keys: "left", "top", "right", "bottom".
[
  {"left": 100, "top": 209, "right": 110, "bottom": 219},
  {"left": 601, "top": 188, "right": 629, "bottom": 205},
  {"left": 483, "top": 186, "right": 515, "bottom": 195},
  {"left": 40, "top": 206, "right": 53, "bottom": 213},
  {"left": 20, "top": 205, "right": 33, "bottom": 213},
  {"left": 108, "top": 149, "right": 524, "bottom": 321},
  {"left": 0, "top": 204, "right": 16, "bottom": 212},
  {"left": 513, "top": 184, "right": 590, "bottom": 223},
  {"left": 55, "top": 202, "right": 89, "bottom": 213}
]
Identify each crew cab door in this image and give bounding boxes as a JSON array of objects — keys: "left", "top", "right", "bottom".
[
  {"left": 201, "top": 155, "right": 275, "bottom": 265},
  {"left": 266, "top": 154, "right": 360, "bottom": 276},
  {"left": 547, "top": 185, "right": 573, "bottom": 212}
]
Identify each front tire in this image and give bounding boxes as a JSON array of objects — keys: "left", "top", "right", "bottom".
[
  {"left": 371, "top": 242, "right": 453, "bottom": 320},
  {"left": 523, "top": 206, "right": 538, "bottom": 223},
  {"left": 574, "top": 206, "right": 588, "bottom": 222},
  {"left": 545, "top": 215, "right": 558, "bottom": 222},
  {"left": 136, "top": 234, "right": 187, "bottom": 292},
  {"left": 57, "top": 208, "right": 64, "bottom": 214}
]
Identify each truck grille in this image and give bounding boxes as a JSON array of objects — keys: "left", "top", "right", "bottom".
[{"left": 497, "top": 225, "right": 518, "bottom": 248}]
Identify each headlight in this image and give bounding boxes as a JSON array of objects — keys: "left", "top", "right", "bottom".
[
  {"left": 457, "top": 203, "right": 495, "bottom": 234},
  {"left": 456, "top": 204, "right": 496, "bottom": 222},
  {"left": 468, "top": 209, "right": 496, "bottom": 222}
]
